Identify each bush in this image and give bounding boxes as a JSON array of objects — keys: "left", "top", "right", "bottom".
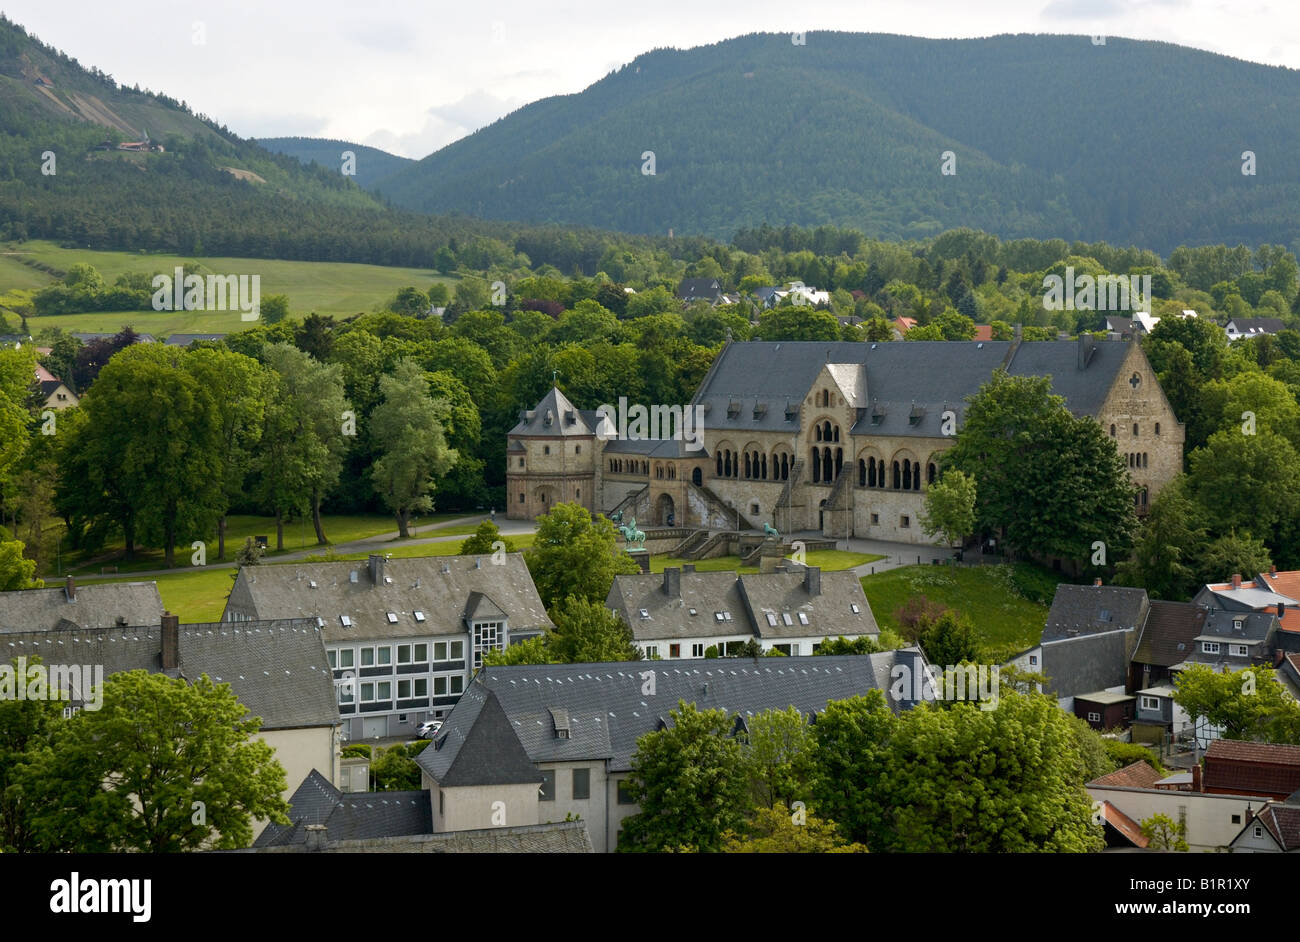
[
  {"left": 894, "top": 594, "right": 950, "bottom": 643},
  {"left": 1104, "top": 741, "right": 1166, "bottom": 775},
  {"left": 342, "top": 744, "right": 371, "bottom": 759},
  {"left": 704, "top": 645, "right": 719, "bottom": 659}
]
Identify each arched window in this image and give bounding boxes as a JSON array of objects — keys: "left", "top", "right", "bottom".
[
  {"left": 833, "top": 426, "right": 840, "bottom": 443},
  {"left": 835, "top": 448, "right": 843, "bottom": 478},
  {"left": 744, "top": 453, "right": 751, "bottom": 478},
  {"left": 1155, "top": 422, "right": 1161, "bottom": 436},
  {"left": 903, "top": 461, "right": 912, "bottom": 490},
  {"left": 716, "top": 454, "right": 723, "bottom": 476},
  {"left": 912, "top": 462, "right": 921, "bottom": 491},
  {"left": 868, "top": 457, "right": 878, "bottom": 488},
  {"left": 858, "top": 459, "right": 866, "bottom": 487},
  {"left": 823, "top": 447, "right": 833, "bottom": 482},
  {"left": 1133, "top": 423, "right": 1139, "bottom": 436},
  {"left": 927, "top": 462, "right": 937, "bottom": 485},
  {"left": 811, "top": 447, "right": 821, "bottom": 483},
  {"left": 893, "top": 461, "right": 901, "bottom": 490},
  {"left": 1110, "top": 424, "right": 1116, "bottom": 437},
  {"left": 815, "top": 424, "right": 822, "bottom": 442},
  {"left": 761, "top": 454, "right": 768, "bottom": 479},
  {"left": 822, "top": 421, "right": 832, "bottom": 442},
  {"left": 1142, "top": 452, "right": 1148, "bottom": 468},
  {"left": 781, "top": 453, "right": 789, "bottom": 480}
]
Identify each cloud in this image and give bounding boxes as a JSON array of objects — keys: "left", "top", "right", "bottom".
[{"left": 426, "top": 89, "right": 524, "bottom": 130}]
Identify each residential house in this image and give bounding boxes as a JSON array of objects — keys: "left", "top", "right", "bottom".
[
  {"left": 33, "top": 363, "right": 77, "bottom": 410},
  {"left": 1038, "top": 583, "right": 1147, "bottom": 712},
  {"left": 1087, "top": 760, "right": 1259, "bottom": 851},
  {"left": 1244, "top": 567, "right": 1300, "bottom": 654},
  {"left": 1073, "top": 690, "right": 1136, "bottom": 731},
  {"left": 1203, "top": 740, "right": 1300, "bottom": 801},
  {"left": 254, "top": 769, "right": 430, "bottom": 848},
  {"left": 677, "top": 278, "right": 724, "bottom": 304},
  {"left": 0, "top": 576, "right": 164, "bottom": 632},
  {"left": 0, "top": 612, "right": 340, "bottom": 827},
  {"left": 607, "top": 564, "right": 879, "bottom": 659},
  {"left": 164, "top": 333, "right": 228, "bottom": 347},
  {"left": 416, "top": 651, "right": 936, "bottom": 852},
  {"left": 1170, "top": 609, "right": 1278, "bottom": 675},
  {"left": 1227, "top": 792, "right": 1300, "bottom": 852},
  {"left": 221, "top": 553, "right": 553, "bottom": 741},
  {"left": 1225, "top": 317, "right": 1286, "bottom": 341}
]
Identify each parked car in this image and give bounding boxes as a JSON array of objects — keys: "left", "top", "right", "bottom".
[{"left": 417, "top": 720, "right": 443, "bottom": 739}]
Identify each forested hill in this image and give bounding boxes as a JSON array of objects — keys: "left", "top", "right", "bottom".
[
  {"left": 257, "top": 137, "right": 413, "bottom": 190},
  {"left": 0, "top": 16, "right": 549, "bottom": 268},
  {"left": 373, "top": 32, "right": 1300, "bottom": 253}
]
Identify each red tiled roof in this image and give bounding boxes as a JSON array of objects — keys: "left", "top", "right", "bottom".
[
  {"left": 1205, "top": 740, "right": 1300, "bottom": 799},
  {"left": 1089, "top": 760, "right": 1164, "bottom": 789},
  {"left": 895, "top": 317, "right": 917, "bottom": 332},
  {"left": 1097, "top": 801, "right": 1149, "bottom": 847},
  {"left": 1258, "top": 570, "right": 1300, "bottom": 633},
  {"left": 973, "top": 325, "right": 993, "bottom": 342},
  {"left": 1256, "top": 803, "right": 1300, "bottom": 851}
]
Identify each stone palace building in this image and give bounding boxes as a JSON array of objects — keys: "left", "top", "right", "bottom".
[{"left": 507, "top": 337, "right": 1183, "bottom": 547}]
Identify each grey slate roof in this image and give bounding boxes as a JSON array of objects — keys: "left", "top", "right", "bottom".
[
  {"left": 1041, "top": 630, "right": 1134, "bottom": 699},
  {"left": 608, "top": 569, "right": 751, "bottom": 641},
  {"left": 429, "top": 651, "right": 932, "bottom": 775},
  {"left": 690, "top": 340, "right": 1131, "bottom": 439},
  {"left": 0, "top": 581, "right": 164, "bottom": 632},
  {"left": 1132, "top": 600, "right": 1205, "bottom": 667},
  {"left": 254, "top": 769, "right": 432, "bottom": 847},
  {"left": 1199, "top": 609, "right": 1276, "bottom": 643},
  {"left": 677, "top": 277, "right": 722, "bottom": 301},
  {"left": 602, "top": 437, "right": 704, "bottom": 458},
  {"left": 738, "top": 570, "right": 879, "bottom": 640},
  {"left": 1042, "top": 584, "right": 1150, "bottom": 642},
  {"left": 225, "top": 554, "right": 553, "bottom": 643},
  {"left": 507, "top": 387, "right": 596, "bottom": 437},
  {"left": 418, "top": 687, "right": 543, "bottom": 787},
  {"left": 0, "top": 618, "right": 338, "bottom": 730},
  {"left": 164, "top": 333, "right": 227, "bottom": 346}
]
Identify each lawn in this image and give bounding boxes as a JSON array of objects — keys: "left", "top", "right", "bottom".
[
  {"left": 860, "top": 562, "right": 1065, "bottom": 662},
  {"left": 57, "top": 512, "right": 470, "bottom": 577},
  {"left": 1, "top": 240, "right": 457, "bottom": 335},
  {"left": 649, "top": 549, "right": 884, "bottom": 574}
]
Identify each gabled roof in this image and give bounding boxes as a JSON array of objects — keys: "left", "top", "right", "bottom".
[
  {"left": 1095, "top": 800, "right": 1150, "bottom": 847},
  {"left": 608, "top": 569, "right": 750, "bottom": 641},
  {"left": 1205, "top": 740, "right": 1300, "bottom": 799},
  {"left": 254, "top": 769, "right": 432, "bottom": 846},
  {"left": 1198, "top": 580, "right": 1297, "bottom": 611},
  {"left": 1226, "top": 317, "right": 1285, "bottom": 334},
  {"left": 225, "top": 554, "right": 552, "bottom": 643},
  {"left": 417, "top": 686, "right": 543, "bottom": 787},
  {"left": 0, "top": 581, "right": 164, "bottom": 632},
  {"left": 164, "top": 333, "right": 227, "bottom": 346},
  {"left": 1198, "top": 609, "right": 1275, "bottom": 643},
  {"left": 1132, "top": 600, "right": 1205, "bottom": 667},
  {"left": 737, "top": 569, "right": 878, "bottom": 640},
  {"left": 1235, "top": 802, "right": 1300, "bottom": 850},
  {"left": 677, "top": 277, "right": 722, "bottom": 300},
  {"left": 1, "top": 618, "right": 338, "bottom": 730},
  {"left": 1254, "top": 570, "right": 1300, "bottom": 633},
  {"left": 1040, "top": 630, "right": 1132, "bottom": 699},
  {"left": 1042, "top": 584, "right": 1149, "bottom": 642},
  {"left": 508, "top": 387, "right": 596, "bottom": 437},
  {"left": 1089, "top": 760, "right": 1165, "bottom": 790},
  {"left": 434, "top": 652, "right": 933, "bottom": 775}
]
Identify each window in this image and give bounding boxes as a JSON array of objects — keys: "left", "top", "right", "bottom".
[
  {"left": 451, "top": 676, "right": 463, "bottom": 694},
  {"left": 766, "top": 612, "right": 778, "bottom": 627},
  {"left": 669, "top": 644, "right": 681, "bottom": 658},
  {"left": 414, "top": 678, "right": 428, "bottom": 697},
  {"left": 1029, "top": 655, "right": 1038, "bottom": 666},
  {"left": 851, "top": 604, "right": 860, "bottom": 614},
  {"left": 798, "top": 612, "right": 809, "bottom": 625},
  {"left": 338, "top": 682, "right": 353, "bottom": 704},
  {"left": 414, "top": 611, "right": 426, "bottom": 623},
  {"left": 519, "top": 458, "right": 525, "bottom": 467},
  {"left": 639, "top": 608, "right": 650, "bottom": 619},
  {"left": 1231, "top": 814, "right": 1241, "bottom": 824},
  {"left": 782, "top": 613, "right": 793, "bottom": 626},
  {"left": 361, "top": 647, "right": 375, "bottom": 667},
  {"left": 339, "top": 614, "right": 353, "bottom": 628},
  {"left": 450, "top": 641, "right": 464, "bottom": 660},
  {"left": 1255, "top": 825, "right": 1264, "bottom": 838},
  {"left": 398, "top": 680, "right": 411, "bottom": 698},
  {"left": 900, "top": 515, "right": 910, "bottom": 528},
  {"left": 617, "top": 780, "right": 637, "bottom": 804},
  {"left": 1155, "top": 422, "right": 1161, "bottom": 435},
  {"left": 543, "top": 445, "right": 551, "bottom": 455},
  {"left": 413, "top": 643, "right": 428, "bottom": 662},
  {"left": 572, "top": 768, "right": 590, "bottom": 800},
  {"left": 1203, "top": 641, "right": 1221, "bottom": 654},
  {"left": 870, "top": 513, "right": 879, "bottom": 525},
  {"left": 376, "top": 647, "right": 391, "bottom": 666},
  {"left": 692, "top": 644, "right": 704, "bottom": 657},
  {"left": 434, "top": 642, "right": 447, "bottom": 661},
  {"left": 519, "top": 493, "right": 525, "bottom": 503},
  {"left": 361, "top": 682, "right": 375, "bottom": 702},
  {"left": 1140, "top": 696, "right": 1160, "bottom": 710},
  {"left": 473, "top": 621, "right": 502, "bottom": 668},
  {"left": 1110, "top": 424, "right": 1116, "bottom": 437},
  {"left": 575, "top": 445, "right": 581, "bottom": 454},
  {"left": 1231, "top": 644, "right": 1248, "bottom": 657},
  {"left": 1133, "top": 423, "right": 1139, "bottom": 436},
  {"left": 1087, "top": 711, "right": 1101, "bottom": 723},
  {"left": 644, "top": 645, "right": 659, "bottom": 659},
  {"left": 386, "top": 612, "right": 398, "bottom": 623},
  {"left": 723, "top": 612, "right": 732, "bottom": 622},
  {"left": 328, "top": 650, "right": 337, "bottom": 669},
  {"left": 751, "top": 503, "right": 760, "bottom": 515},
  {"left": 376, "top": 681, "right": 391, "bottom": 700},
  {"left": 540, "top": 770, "right": 556, "bottom": 801},
  {"left": 397, "top": 644, "right": 411, "bottom": 664},
  {"left": 337, "top": 649, "right": 354, "bottom": 668},
  {"left": 434, "top": 677, "right": 447, "bottom": 696}
]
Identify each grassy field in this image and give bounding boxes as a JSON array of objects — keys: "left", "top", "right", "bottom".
[
  {"left": 860, "top": 563, "right": 1065, "bottom": 662},
  {"left": 56, "top": 512, "right": 471, "bottom": 577},
  {"left": 649, "top": 550, "right": 884, "bottom": 574},
  {"left": 1, "top": 240, "right": 456, "bottom": 335}
]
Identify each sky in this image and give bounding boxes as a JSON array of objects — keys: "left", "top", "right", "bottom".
[{"left": 7, "top": 0, "right": 1299, "bottom": 159}]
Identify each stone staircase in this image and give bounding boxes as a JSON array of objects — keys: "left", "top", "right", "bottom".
[
  {"left": 689, "top": 483, "right": 758, "bottom": 532},
  {"left": 670, "top": 529, "right": 710, "bottom": 557},
  {"left": 605, "top": 486, "right": 648, "bottom": 523},
  {"left": 683, "top": 529, "right": 740, "bottom": 561},
  {"left": 773, "top": 458, "right": 805, "bottom": 533}
]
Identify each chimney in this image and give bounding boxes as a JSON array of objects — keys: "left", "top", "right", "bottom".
[
  {"left": 804, "top": 566, "right": 821, "bottom": 597},
  {"left": 1279, "top": 603, "right": 1286, "bottom": 620},
  {"left": 1191, "top": 762, "right": 1203, "bottom": 793},
  {"left": 1232, "top": 573, "right": 1242, "bottom": 589},
  {"left": 368, "top": 554, "right": 385, "bottom": 586},
  {"left": 1094, "top": 577, "right": 1102, "bottom": 587},
  {"left": 161, "top": 611, "right": 180, "bottom": 671},
  {"left": 304, "top": 824, "right": 327, "bottom": 852},
  {"left": 1271, "top": 564, "right": 1278, "bottom": 577},
  {"left": 1077, "top": 332, "right": 1095, "bottom": 369},
  {"left": 64, "top": 574, "right": 75, "bottom": 602},
  {"left": 663, "top": 567, "right": 681, "bottom": 598}
]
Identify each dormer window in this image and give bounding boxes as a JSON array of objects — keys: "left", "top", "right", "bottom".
[
  {"left": 639, "top": 608, "right": 650, "bottom": 619},
  {"left": 339, "top": 615, "right": 353, "bottom": 628},
  {"left": 798, "top": 612, "right": 809, "bottom": 625},
  {"left": 414, "top": 611, "right": 426, "bottom": 622},
  {"left": 851, "top": 604, "right": 860, "bottom": 614},
  {"left": 766, "top": 612, "right": 778, "bottom": 627},
  {"left": 386, "top": 612, "right": 398, "bottom": 623},
  {"left": 1202, "top": 641, "right": 1220, "bottom": 654},
  {"left": 782, "top": 613, "right": 794, "bottom": 626}
]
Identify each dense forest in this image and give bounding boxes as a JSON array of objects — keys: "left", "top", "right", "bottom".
[
  {"left": 373, "top": 32, "right": 1300, "bottom": 252},
  {"left": 258, "top": 137, "right": 413, "bottom": 190}
]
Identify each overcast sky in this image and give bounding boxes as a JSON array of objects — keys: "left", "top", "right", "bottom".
[{"left": 7, "top": 0, "right": 1298, "bottom": 159}]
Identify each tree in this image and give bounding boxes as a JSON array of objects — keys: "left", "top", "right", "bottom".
[
  {"left": 183, "top": 347, "right": 270, "bottom": 560},
  {"left": 0, "top": 347, "right": 35, "bottom": 493},
  {"left": 1172, "top": 665, "right": 1300, "bottom": 743},
  {"left": 741, "top": 706, "right": 817, "bottom": 810},
  {"left": 371, "top": 744, "right": 422, "bottom": 790},
  {"left": 524, "top": 503, "right": 639, "bottom": 607},
  {"left": 260, "top": 293, "right": 290, "bottom": 324},
  {"left": 919, "top": 469, "right": 976, "bottom": 552},
  {"left": 810, "top": 691, "right": 899, "bottom": 847},
  {"left": 722, "top": 804, "right": 867, "bottom": 853},
  {"left": 256, "top": 344, "right": 352, "bottom": 549},
  {"left": 234, "top": 536, "right": 265, "bottom": 568},
  {"left": 814, "top": 636, "right": 882, "bottom": 655},
  {"left": 1115, "top": 475, "right": 1207, "bottom": 600},
  {"left": 0, "top": 528, "right": 41, "bottom": 590},
  {"left": 1140, "top": 813, "right": 1189, "bottom": 852},
  {"left": 459, "top": 520, "right": 515, "bottom": 555},
  {"left": 369, "top": 359, "right": 458, "bottom": 538},
  {"left": 916, "top": 610, "right": 978, "bottom": 668},
  {"left": 0, "top": 655, "right": 62, "bottom": 852},
  {"left": 481, "top": 635, "right": 551, "bottom": 666},
  {"left": 617, "top": 702, "right": 748, "bottom": 853},
  {"left": 942, "top": 371, "right": 1136, "bottom": 564},
  {"left": 756, "top": 306, "right": 842, "bottom": 341},
  {"left": 547, "top": 595, "right": 641, "bottom": 663},
  {"left": 1200, "top": 531, "right": 1272, "bottom": 585},
  {"left": 18, "top": 671, "right": 289, "bottom": 852}
]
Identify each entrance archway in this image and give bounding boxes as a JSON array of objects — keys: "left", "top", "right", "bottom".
[
  {"left": 691, "top": 467, "right": 702, "bottom": 486},
  {"left": 656, "top": 493, "right": 676, "bottom": 527},
  {"left": 818, "top": 498, "right": 827, "bottom": 531}
]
